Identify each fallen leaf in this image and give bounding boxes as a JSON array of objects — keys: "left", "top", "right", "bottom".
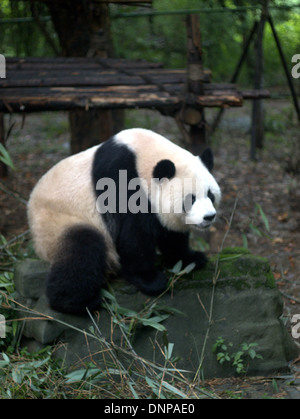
[
  {"left": 277, "top": 212, "right": 289, "bottom": 222},
  {"left": 273, "top": 237, "right": 284, "bottom": 244}
]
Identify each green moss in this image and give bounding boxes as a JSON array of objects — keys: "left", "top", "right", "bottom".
[{"left": 176, "top": 247, "right": 275, "bottom": 291}]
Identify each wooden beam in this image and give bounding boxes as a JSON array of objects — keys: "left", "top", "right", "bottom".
[
  {"left": 2, "top": 57, "right": 268, "bottom": 116},
  {"left": 0, "top": 86, "right": 243, "bottom": 112}
]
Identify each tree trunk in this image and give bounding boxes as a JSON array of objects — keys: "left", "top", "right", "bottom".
[{"left": 45, "top": 0, "right": 124, "bottom": 153}]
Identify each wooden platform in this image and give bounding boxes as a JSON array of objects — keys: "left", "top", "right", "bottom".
[{"left": 0, "top": 57, "right": 270, "bottom": 115}]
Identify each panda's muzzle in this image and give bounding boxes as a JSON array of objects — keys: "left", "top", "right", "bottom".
[
  {"left": 203, "top": 213, "right": 216, "bottom": 222},
  {"left": 198, "top": 212, "right": 216, "bottom": 229}
]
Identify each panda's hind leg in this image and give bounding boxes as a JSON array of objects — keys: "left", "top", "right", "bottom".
[{"left": 46, "top": 225, "right": 107, "bottom": 314}]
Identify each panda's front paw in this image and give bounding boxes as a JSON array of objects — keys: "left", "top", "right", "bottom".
[
  {"left": 125, "top": 271, "right": 168, "bottom": 296},
  {"left": 183, "top": 251, "right": 208, "bottom": 270}
]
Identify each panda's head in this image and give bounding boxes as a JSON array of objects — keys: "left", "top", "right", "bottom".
[{"left": 150, "top": 148, "right": 221, "bottom": 232}]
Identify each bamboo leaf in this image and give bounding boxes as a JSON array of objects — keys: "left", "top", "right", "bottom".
[
  {"left": 256, "top": 203, "right": 270, "bottom": 232},
  {"left": 161, "top": 380, "right": 187, "bottom": 398},
  {"left": 0, "top": 143, "right": 15, "bottom": 170}
]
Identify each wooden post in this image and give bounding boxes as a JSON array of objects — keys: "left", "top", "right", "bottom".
[
  {"left": 0, "top": 113, "right": 8, "bottom": 178},
  {"left": 185, "top": 14, "right": 206, "bottom": 154},
  {"left": 251, "top": 0, "right": 268, "bottom": 160},
  {"left": 212, "top": 20, "right": 259, "bottom": 133}
]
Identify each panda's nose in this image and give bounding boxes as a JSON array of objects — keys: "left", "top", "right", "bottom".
[{"left": 203, "top": 213, "right": 216, "bottom": 222}]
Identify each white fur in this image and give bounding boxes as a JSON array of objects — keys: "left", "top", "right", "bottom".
[
  {"left": 115, "top": 128, "right": 221, "bottom": 232},
  {"left": 27, "top": 144, "right": 120, "bottom": 270},
  {"left": 28, "top": 128, "right": 221, "bottom": 268}
]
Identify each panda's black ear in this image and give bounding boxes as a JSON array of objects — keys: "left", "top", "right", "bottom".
[
  {"left": 200, "top": 148, "right": 214, "bottom": 172},
  {"left": 153, "top": 159, "right": 176, "bottom": 181}
]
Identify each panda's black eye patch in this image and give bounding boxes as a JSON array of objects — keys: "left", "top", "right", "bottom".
[
  {"left": 153, "top": 159, "right": 176, "bottom": 181},
  {"left": 208, "top": 189, "right": 215, "bottom": 203},
  {"left": 183, "top": 194, "right": 196, "bottom": 212}
]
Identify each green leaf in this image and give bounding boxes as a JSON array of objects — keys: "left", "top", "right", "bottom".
[
  {"left": 182, "top": 262, "right": 196, "bottom": 274},
  {"left": 116, "top": 306, "right": 138, "bottom": 317},
  {"left": 248, "top": 349, "right": 257, "bottom": 359},
  {"left": 128, "top": 382, "right": 139, "bottom": 399},
  {"left": 65, "top": 369, "right": 87, "bottom": 383},
  {"left": 101, "top": 288, "right": 117, "bottom": 303},
  {"left": 242, "top": 234, "right": 248, "bottom": 249},
  {"left": 1, "top": 353, "right": 10, "bottom": 363},
  {"left": 12, "top": 368, "right": 25, "bottom": 384},
  {"left": 145, "top": 376, "right": 165, "bottom": 398},
  {"left": 0, "top": 143, "right": 15, "bottom": 170},
  {"left": 164, "top": 342, "right": 174, "bottom": 360},
  {"left": 249, "top": 223, "right": 263, "bottom": 237},
  {"left": 171, "top": 260, "right": 183, "bottom": 274},
  {"left": 141, "top": 315, "right": 168, "bottom": 331},
  {"left": 161, "top": 381, "right": 187, "bottom": 398},
  {"left": 256, "top": 203, "right": 270, "bottom": 232},
  {"left": 248, "top": 342, "right": 258, "bottom": 348}
]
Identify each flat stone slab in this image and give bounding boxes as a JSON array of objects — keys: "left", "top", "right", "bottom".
[{"left": 14, "top": 248, "right": 299, "bottom": 379}]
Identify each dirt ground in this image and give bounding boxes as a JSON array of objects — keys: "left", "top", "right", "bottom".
[{"left": 0, "top": 101, "right": 299, "bottom": 398}]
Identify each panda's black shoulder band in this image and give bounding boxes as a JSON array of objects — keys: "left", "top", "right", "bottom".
[{"left": 200, "top": 148, "right": 214, "bottom": 172}]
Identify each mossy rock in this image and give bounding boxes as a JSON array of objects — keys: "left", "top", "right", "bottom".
[
  {"left": 14, "top": 247, "right": 298, "bottom": 378},
  {"left": 176, "top": 247, "right": 275, "bottom": 291}
]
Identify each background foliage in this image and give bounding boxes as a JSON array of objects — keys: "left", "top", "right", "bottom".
[{"left": 0, "top": 0, "right": 299, "bottom": 88}]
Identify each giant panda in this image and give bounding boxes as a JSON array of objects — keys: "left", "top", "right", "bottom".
[{"left": 27, "top": 128, "right": 221, "bottom": 314}]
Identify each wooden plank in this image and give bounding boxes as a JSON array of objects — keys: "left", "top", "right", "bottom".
[
  {"left": 0, "top": 70, "right": 208, "bottom": 88},
  {"left": 0, "top": 84, "right": 242, "bottom": 99},
  {"left": 0, "top": 84, "right": 161, "bottom": 98},
  {"left": 195, "top": 94, "right": 243, "bottom": 107},
  {"left": 0, "top": 89, "right": 243, "bottom": 112},
  {"left": 6, "top": 57, "right": 162, "bottom": 70},
  {"left": 1, "top": 74, "right": 146, "bottom": 88},
  {"left": 1, "top": 57, "right": 262, "bottom": 114},
  {"left": 241, "top": 89, "right": 270, "bottom": 99}
]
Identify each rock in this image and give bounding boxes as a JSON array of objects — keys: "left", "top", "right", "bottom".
[
  {"left": 14, "top": 259, "right": 49, "bottom": 299},
  {"left": 14, "top": 248, "right": 299, "bottom": 379}
]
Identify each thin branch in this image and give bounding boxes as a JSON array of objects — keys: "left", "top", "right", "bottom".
[
  {"left": 0, "top": 230, "right": 30, "bottom": 251},
  {"left": 279, "top": 291, "right": 300, "bottom": 305},
  {"left": 193, "top": 195, "right": 239, "bottom": 384},
  {"left": 0, "top": 179, "right": 27, "bottom": 206}
]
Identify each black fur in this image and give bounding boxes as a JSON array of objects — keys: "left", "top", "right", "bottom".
[
  {"left": 92, "top": 138, "right": 169, "bottom": 295},
  {"left": 201, "top": 148, "right": 214, "bottom": 172},
  {"left": 91, "top": 137, "right": 207, "bottom": 298},
  {"left": 46, "top": 225, "right": 108, "bottom": 314},
  {"left": 47, "top": 137, "right": 209, "bottom": 314},
  {"left": 208, "top": 189, "right": 215, "bottom": 203},
  {"left": 157, "top": 229, "right": 208, "bottom": 269},
  {"left": 153, "top": 159, "right": 176, "bottom": 181}
]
